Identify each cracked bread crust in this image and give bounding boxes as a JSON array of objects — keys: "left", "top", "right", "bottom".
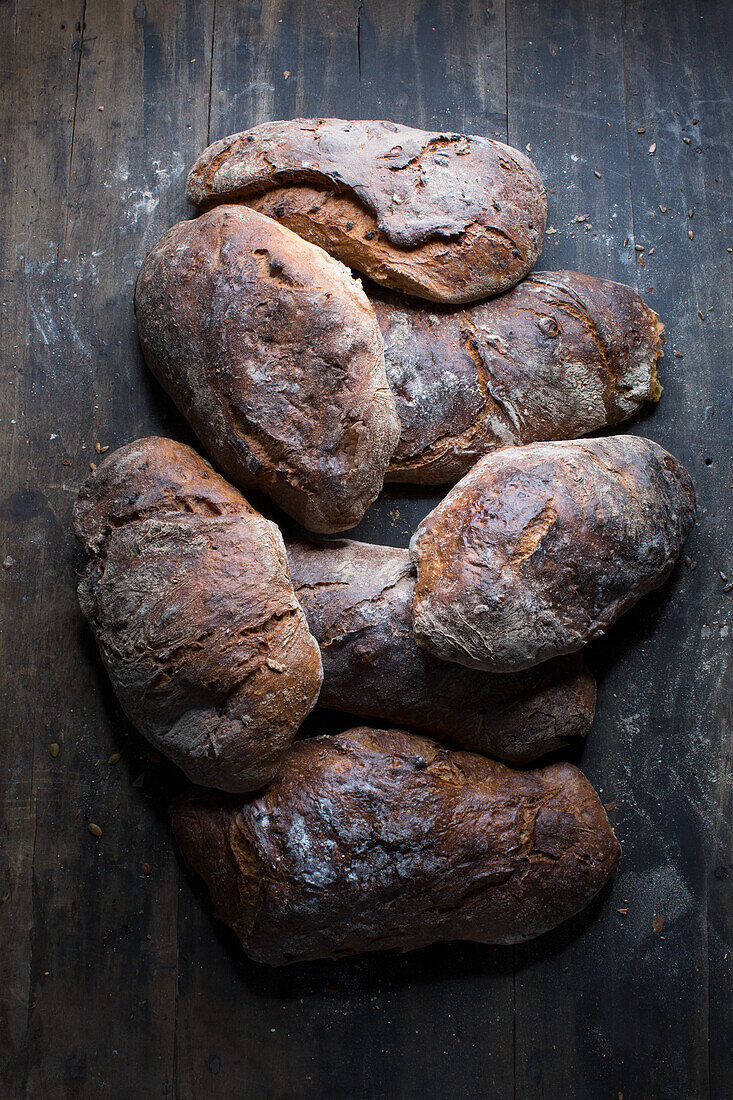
[
  {"left": 186, "top": 119, "right": 547, "bottom": 303},
  {"left": 369, "top": 271, "right": 664, "bottom": 484},
  {"left": 134, "top": 204, "right": 400, "bottom": 534},
  {"left": 287, "top": 538, "right": 596, "bottom": 764},
  {"left": 74, "top": 439, "right": 323, "bottom": 792},
  {"left": 172, "top": 727, "right": 620, "bottom": 964},
  {"left": 410, "top": 436, "right": 696, "bottom": 672}
]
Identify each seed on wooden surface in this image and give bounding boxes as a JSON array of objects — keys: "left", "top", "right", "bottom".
[
  {"left": 594, "top": 170, "right": 601, "bottom": 178},
  {"left": 649, "top": 247, "right": 655, "bottom": 254},
  {"left": 89, "top": 462, "right": 97, "bottom": 472},
  {"left": 682, "top": 136, "right": 691, "bottom": 145},
  {"left": 108, "top": 752, "right": 121, "bottom": 765},
  {"left": 698, "top": 310, "right": 705, "bottom": 321},
  {"left": 688, "top": 229, "right": 694, "bottom": 240},
  {"left": 638, "top": 255, "right": 646, "bottom": 267},
  {"left": 659, "top": 205, "right": 667, "bottom": 213},
  {"left": 62, "top": 458, "right": 71, "bottom": 466},
  {"left": 623, "top": 237, "right": 629, "bottom": 246},
  {"left": 282, "top": 70, "right": 290, "bottom": 79},
  {"left": 688, "top": 209, "right": 694, "bottom": 218},
  {"left": 648, "top": 142, "right": 657, "bottom": 154},
  {"left": 88, "top": 822, "right": 103, "bottom": 837},
  {"left": 674, "top": 350, "right": 684, "bottom": 358},
  {"left": 636, "top": 127, "right": 645, "bottom": 134},
  {"left": 634, "top": 244, "right": 645, "bottom": 251},
  {"left": 49, "top": 743, "right": 60, "bottom": 758}
]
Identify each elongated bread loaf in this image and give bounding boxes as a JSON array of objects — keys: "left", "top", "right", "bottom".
[
  {"left": 172, "top": 727, "right": 620, "bottom": 964},
  {"left": 411, "top": 436, "right": 696, "bottom": 672},
  {"left": 186, "top": 119, "right": 546, "bottom": 303},
  {"left": 371, "top": 271, "right": 664, "bottom": 484},
  {"left": 134, "top": 204, "right": 400, "bottom": 533},
  {"left": 287, "top": 538, "right": 596, "bottom": 763},
  {"left": 74, "top": 438, "right": 323, "bottom": 792}
]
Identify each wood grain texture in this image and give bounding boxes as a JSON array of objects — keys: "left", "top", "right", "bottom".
[{"left": 1, "top": 0, "right": 730, "bottom": 1097}]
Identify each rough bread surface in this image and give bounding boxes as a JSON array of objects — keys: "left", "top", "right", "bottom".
[
  {"left": 410, "top": 436, "right": 696, "bottom": 672},
  {"left": 287, "top": 538, "right": 596, "bottom": 763},
  {"left": 172, "top": 727, "right": 620, "bottom": 964},
  {"left": 74, "top": 438, "right": 323, "bottom": 791},
  {"left": 186, "top": 118, "right": 547, "bottom": 303},
  {"left": 134, "top": 204, "right": 400, "bottom": 534},
  {"left": 371, "top": 271, "right": 664, "bottom": 484}
]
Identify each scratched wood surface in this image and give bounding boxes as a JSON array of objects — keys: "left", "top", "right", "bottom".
[{"left": 0, "top": 1, "right": 730, "bottom": 1097}]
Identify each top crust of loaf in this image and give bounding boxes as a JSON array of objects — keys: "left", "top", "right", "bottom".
[
  {"left": 186, "top": 119, "right": 547, "bottom": 303},
  {"left": 410, "top": 436, "right": 696, "bottom": 672},
  {"left": 372, "top": 271, "right": 664, "bottom": 484},
  {"left": 134, "top": 205, "right": 400, "bottom": 533}
]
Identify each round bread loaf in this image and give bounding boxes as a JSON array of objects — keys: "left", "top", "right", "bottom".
[
  {"left": 74, "top": 438, "right": 323, "bottom": 791},
  {"left": 134, "top": 205, "right": 400, "bottom": 534},
  {"left": 186, "top": 118, "right": 547, "bottom": 303},
  {"left": 410, "top": 436, "right": 696, "bottom": 672},
  {"left": 172, "top": 727, "right": 620, "bottom": 964}
]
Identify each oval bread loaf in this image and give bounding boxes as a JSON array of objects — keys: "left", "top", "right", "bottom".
[
  {"left": 172, "top": 727, "right": 620, "bottom": 964},
  {"left": 410, "top": 436, "right": 696, "bottom": 672},
  {"left": 74, "top": 439, "right": 323, "bottom": 792},
  {"left": 372, "top": 270, "right": 664, "bottom": 484},
  {"left": 134, "top": 205, "right": 400, "bottom": 534},
  {"left": 287, "top": 538, "right": 596, "bottom": 763},
  {"left": 186, "top": 118, "right": 547, "bottom": 303}
]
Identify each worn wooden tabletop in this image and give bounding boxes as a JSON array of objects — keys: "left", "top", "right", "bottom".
[{"left": 1, "top": 1, "right": 731, "bottom": 1097}]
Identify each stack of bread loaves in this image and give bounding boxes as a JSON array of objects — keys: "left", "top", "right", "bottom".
[{"left": 75, "top": 120, "right": 695, "bottom": 965}]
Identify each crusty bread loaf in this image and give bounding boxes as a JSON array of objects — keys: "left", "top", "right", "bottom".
[
  {"left": 134, "top": 205, "right": 400, "bottom": 534},
  {"left": 287, "top": 538, "right": 596, "bottom": 763},
  {"left": 74, "top": 439, "right": 323, "bottom": 792},
  {"left": 186, "top": 119, "right": 546, "bottom": 303},
  {"left": 370, "top": 271, "right": 664, "bottom": 484},
  {"left": 172, "top": 727, "right": 620, "bottom": 964},
  {"left": 410, "top": 436, "right": 696, "bottom": 672}
]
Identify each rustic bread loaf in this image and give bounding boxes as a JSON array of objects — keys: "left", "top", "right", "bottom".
[
  {"left": 410, "top": 436, "right": 696, "bottom": 672},
  {"left": 172, "top": 727, "right": 620, "bottom": 964},
  {"left": 134, "top": 204, "right": 400, "bottom": 534},
  {"left": 370, "top": 271, "right": 664, "bottom": 484},
  {"left": 287, "top": 538, "right": 596, "bottom": 763},
  {"left": 74, "top": 439, "right": 323, "bottom": 791},
  {"left": 186, "top": 119, "right": 547, "bottom": 303}
]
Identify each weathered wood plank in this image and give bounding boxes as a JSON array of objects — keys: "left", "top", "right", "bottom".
[
  {"left": 2, "top": 2, "right": 213, "bottom": 1096},
  {"left": 0, "top": 3, "right": 87, "bottom": 1095}
]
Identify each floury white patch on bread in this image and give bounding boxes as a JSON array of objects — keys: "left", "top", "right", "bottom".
[
  {"left": 410, "top": 436, "right": 696, "bottom": 673},
  {"left": 134, "top": 204, "right": 400, "bottom": 534},
  {"left": 186, "top": 118, "right": 547, "bottom": 303}
]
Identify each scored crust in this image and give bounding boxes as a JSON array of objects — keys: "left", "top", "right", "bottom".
[{"left": 186, "top": 119, "right": 547, "bottom": 303}]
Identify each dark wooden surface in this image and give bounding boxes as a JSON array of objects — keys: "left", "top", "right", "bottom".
[{"left": 1, "top": 1, "right": 731, "bottom": 1097}]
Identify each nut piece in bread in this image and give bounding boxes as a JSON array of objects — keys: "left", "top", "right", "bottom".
[
  {"left": 186, "top": 119, "right": 547, "bottom": 303},
  {"left": 134, "top": 205, "right": 400, "bottom": 534},
  {"left": 74, "top": 438, "right": 323, "bottom": 792},
  {"left": 410, "top": 436, "right": 696, "bottom": 672},
  {"left": 172, "top": 727, "right": 620, "bottom": 964},
  {"left": 371, "top": 271, "right": 664, "bottom": 484},
  {"left": 287, "top": 538, "right": 596, "bottom": 764}
]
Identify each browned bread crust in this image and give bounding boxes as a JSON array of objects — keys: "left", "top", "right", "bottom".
[
  {"left": 371, "top": 271, "right": 664, "bottom": 484},
  {"left": 73, "top": 439, "right": 323, "bottom": 792},
  {"left": 172, "top": 727, "right": 620, "bottom": 964},
  {"left": 287, "top": 538, "right": 596, "bottom": 763},
  {"left": 186, "top": 119, "right": 547, "bottom": 303},
  {"left": 410, "top": 436, "right": 696, "bottom": 672},
  {"left": 134, "top": 204, "right": 400, "bottom": 534}
]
